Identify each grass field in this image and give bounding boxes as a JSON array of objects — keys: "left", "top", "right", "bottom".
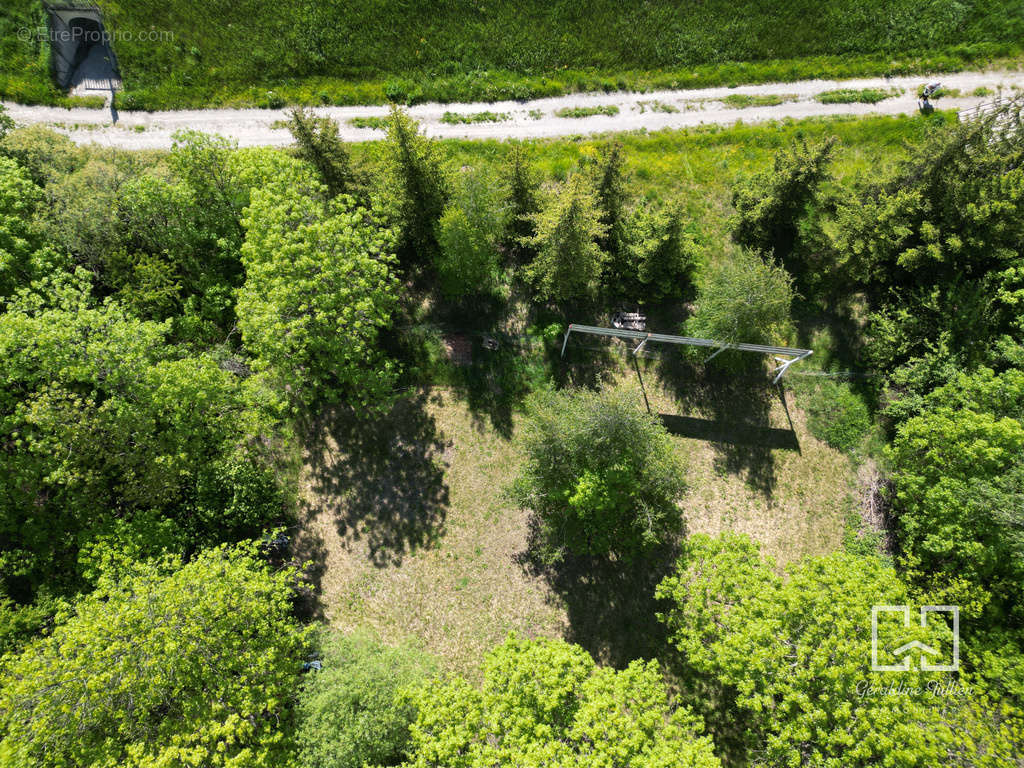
[
  {"left": 2, "top": 1, "right": 1023, "bottom": 108},
  {"left": 297, "top": 358, "right": 855, "bottom": 679}
]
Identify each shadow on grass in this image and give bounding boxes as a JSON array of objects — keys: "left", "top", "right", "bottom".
[
  {"left": 651, "top": 352, "right": 797, "bottom": 497},
  {"left": 302, "top": 392, "right": 449, "bottom": 568},
  {"left": 518, "top": 528, "right": 681, "bottom": 668}
]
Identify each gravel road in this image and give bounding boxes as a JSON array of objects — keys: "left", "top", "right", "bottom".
[{"left": 4, "top": 70, "right": 1023, "bottom": 150}]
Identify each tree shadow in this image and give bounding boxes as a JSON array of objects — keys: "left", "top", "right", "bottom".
[
  {"left": 302, "top": 393, "right": 449, "bottom": 568},
  {"left": 653, "top": 352, "right": 792, "bottom": 497},
  {"left": 519, "top": 524, "right": 681, "bottom": 668}
]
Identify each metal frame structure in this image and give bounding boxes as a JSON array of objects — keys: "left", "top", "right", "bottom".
[{"left": 560, "top": 323, "right": 813, "bottom": 384}]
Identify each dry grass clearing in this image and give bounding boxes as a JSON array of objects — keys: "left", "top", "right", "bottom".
[{"left": 297, "top": 363, "right": 854, "bottom": 678}]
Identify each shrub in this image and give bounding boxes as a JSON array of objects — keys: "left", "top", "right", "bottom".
[
  {"left": 0, "top": 544, "right": 310, "bottom": 768},
  {"left": 296, "top": 629, "right": 437, "bottom": 768},
  {"left": 685, "top": 249, "right": 795, "bottom": 362},
  {"left": 512, "top": 386, "right": 686, "bottom": 562},
  {"left": 802, "top": 378, "right": 872, "bottom": 452}
]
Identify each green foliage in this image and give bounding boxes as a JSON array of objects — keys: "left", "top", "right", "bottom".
[
  {"left": 296, "top": 630, "right": 437, "bottom": 768},
  {"left": 505, "top": 143, "right": 541, "bottom": 261},
  {"left": 0, "top": 126, "right": 83, "bottom": 187},
  {"left": 888, "top": 366, "right": 1024, "bottom": 626},
  {"left": 440, "top": 111, "right": 509, "bottom": 124},
  {"left": 435, "top": 167, "right": 510, "bottom": 299},
  {"left": 378, "top": 108, "right": 451, "bottom": 264},
  {"left": 802, "top": 377, "right": 873, "bottom": 452},
  {"left": 0, "top": 155, "right": 59, "bottom": 298},
  {"left": 238, "top": 184, "right": 400, "bottom": 408},
  {"left": 0, "top": 289, "right": 290, "bottom": 600},
  {"left": 731, "top": 136, "right": 836, "bottom": 266},
  {"left": 686, "top": 249, "right": 794, "bottom": 354},
  {"left": 815, "top": 87, "right": 898, "bottom": 103},
  {"left": 623, "top": 199, "right": 701, "bottom": 301},
  {"left": 513, "top": 386, "right": 686, "bottom": 561},
  {"left": 591, "top": 142, "right": 632, "bottom": 291},
  {"left": 0, "top": 543, "right": 310, "bottom": 768},
  {"left": 525, "top": 174, "right": 608, "bottom": 302},
  {"left": 833, "top": 101, "right": 1024, "bottom": 372},
  {"left": 402, "top": 635, "right": 720, "bottom": 768},
  {"left": 288, "top": 108, "right": 357, "bottom": 198},
  {"left": 722, "top": 93, "right": 794, "bottom": 108},
  {"left": 554, "top": 104, "right": 621, "bottom": 118},
  {"left": 656, "top": 533, "right": 959, "bottom": 767},
  {"left": 0, "top": 106, "right": 12, "bottom": 140}
]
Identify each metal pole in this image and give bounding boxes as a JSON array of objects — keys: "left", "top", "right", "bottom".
[{"left": 560, "top": 327, "right": 572, "bottom": 358}]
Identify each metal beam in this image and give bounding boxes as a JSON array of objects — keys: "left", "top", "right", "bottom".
[{"left": 561, "top": 323, "right": 813, "bottom": 381}]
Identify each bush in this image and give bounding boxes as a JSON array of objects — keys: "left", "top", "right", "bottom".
[
  {"left": 296, "top": 630, "right": 437, "bottom": 768},
  {"left": 685, "top": 249, "right": 794, "bottom": 365},
  {"left": 512, "top": 386, "right": 686, "bottom": 562},
  {"left": 803, "top": 378, "right": 872, "bottom": 452}
]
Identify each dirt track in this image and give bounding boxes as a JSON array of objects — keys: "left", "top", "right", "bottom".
[{"left": 4, "top": 70, "right": 1023, "bottom": 149}]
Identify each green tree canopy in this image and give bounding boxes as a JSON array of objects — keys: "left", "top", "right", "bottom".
[
  {"left": 238, "top": 185, "right": 400, "bottom": 407},
  {"left": 0, "top": 287, "right": 289, "bottom": 602},
  {"left": 402, "top": 635, "right": 721, "bottom": 768},
  {"left": 0, "top": 543, "right": 310, "bottom": 768},
  {"left": 287, "top": 107, "right": 357, "bottom": 198},
  {"left": 296, "top": 630, "right": 437, "bottom": 768},
  {"left": 731, "top": 136, "right": 836, "bottom": 264},
  {"left": 524, "top": 174, "right": 608, "bottom": 302},
  {"left": 888, "top": 366, "right": 1024, "bottom": 626},
  {"left": 434, "top": 166, "right": 509, "bottom": 299},
  {"left": 377, "top": 108, "right": 451, "bottom": 264},
  {"left": 832, "top": 102, "right": 1024, "bottom": 372},
  {"left": 656, "top": 533, "right": 960, "bottom": 767},
  {"left": 513, "top": 386, "right": 686, "bottom": 562},
  {"left": 685, "top": 249, "right": 794, "bottom": 359}
]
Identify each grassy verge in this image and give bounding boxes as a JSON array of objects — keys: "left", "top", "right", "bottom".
[
  {"left": 105, "top": 47, "right": 1024, "bottom": 111},
  {"left": 4, "top": 0, "right": 1023, "bottom": 108}
]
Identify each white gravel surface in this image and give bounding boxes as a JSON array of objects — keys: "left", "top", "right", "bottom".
[{"left": 4, "top": 70, "right": 1023, "bottom": 150}]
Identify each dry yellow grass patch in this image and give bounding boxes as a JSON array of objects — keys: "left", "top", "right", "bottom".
[{"left": 298, "top": 369, "right": 853, "bottom": 676}]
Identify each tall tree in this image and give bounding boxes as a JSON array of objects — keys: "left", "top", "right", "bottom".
[
  {"left": 238, "top": 185, "right": 400, "bottom": 408},
  {"left": 378, "top": 107, "right": 450, "bottom": 264},
  {"left": 287, "top": 107, "right": 357, "bottom": 198},
  {"left": 524, "top": 174, "right": 607, "bottom": 302},
  {"left": 731, "top": 136, "right": 836, "bottom": 264},
  {"left": 685, "top": 249, "right": 794, "bottom": 356},
  {"left": 0, "top": 543, "right": 310, "bottom": 768},
  {"left": 657, "top": 534, "right": 962, "bottom": 767},
  {"left": 504, "top": 143, "right": 541, "bottom": 263},
  {"left": 402, "top": 635, "right": 721, "bottom": 768}
]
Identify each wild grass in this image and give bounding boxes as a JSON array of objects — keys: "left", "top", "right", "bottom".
[
  {"left": 347, "top": 116, "right": 389, "bottom": 130},
  {"left": 721, "top": 93, "right": 798, "bottom": 109},
  {"left": 297, "top": 363, "right": 854, "bottom": 678},
  {"left": 554, "top": 105, "right": 620, "bottom": 118},
  {"left": 3, "top": 0, "right": 1023, "bottom": 108},
  {"left": 440, "top": 110, "right": 510, "bottom": 125},
  {"left": 815, "top": 87, "right": 899, "bottom": 104},
  {"left": 636, "top": 100, "right": 680, "bottom": 114}
]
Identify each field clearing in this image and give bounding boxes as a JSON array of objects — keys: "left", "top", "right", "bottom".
[{"left": 297, "top": 357, "right": 854, "bottom": 678}]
